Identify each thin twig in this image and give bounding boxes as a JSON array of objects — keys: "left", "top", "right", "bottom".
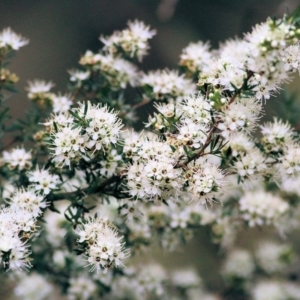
[
  {"left": 131, "top": 97, "right": 151, "bottom": 110},
  {"left": 50, "top": 173, "right": 122, "bottom": 202}
]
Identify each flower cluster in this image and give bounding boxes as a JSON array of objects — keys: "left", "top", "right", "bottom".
[
  {"left": 179, "top": 41, "right": 212, "bottom": 76},
  {"left": 76, "top": 216, "right": 129, "bottom": 273},
  {"left": 125, "top": 136, "right": 183, "bottom": 202},
  {"left": 140, "top": 69, "right": 196, "bottom": 101},
  {"left": 184, "top": 158, "right": 224, "bottom": 204},
  {"left": 47, "top": 101, "right": 123, "bottom": 167},
  {"left": 0, "top": 207, "right": 32, "bottom": 271},
  {"left": 239, "top": 190, "right": 289, "bottom": 227},
  {"left": 27, "top": 167, "right": 61, "bottom": 195},
  {"left": 0, "top": 185, "right": 48, "bottom": 271},
  {"left": 1, "top": 147, "right": 32, "bottom": 171},
  {"left": 79, "top": 51, "right": 139, "bottom": 89},
  {"left": 0, "top": 27, "right": 28, "bottom": 52},
  {"left": 100, "top": 20, "right": 156, "bottom": 62}
]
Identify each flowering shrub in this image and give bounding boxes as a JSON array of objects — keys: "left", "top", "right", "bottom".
[{"left": 1, "top": 7, "right": 300, "bottom": 300}]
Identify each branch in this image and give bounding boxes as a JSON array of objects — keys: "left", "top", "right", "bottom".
[
  {"left": 131, "top": 97, "right": 151, "bottom": 110},
  {"left": 49, "top": 173, "right": 122, "bottom": 202}
]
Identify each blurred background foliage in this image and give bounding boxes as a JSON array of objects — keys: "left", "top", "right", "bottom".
[{"left": 1, "top": 0, "right": 300, "bottom": 298}]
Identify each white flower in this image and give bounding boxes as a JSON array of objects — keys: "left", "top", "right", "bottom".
[
  {"left": 260, "top": 118, "right": 294, "bottom": 153},
  {"left": 282, "top": 44, "right": 300, "bottom": 72},
  {"left": 255, "top": 240, "right": 294, "bottom": 274},
  {"left": 179, "top": 41, "right": 212, "bottom": 74},
  {"left": 14, "top": 273, "right": 53, "bottom": 300},
  {"left": 0, "top": 27, "right": 29, "bottom": 50},
  {"left": 79, "top": 50, "right": 102, "bottom": 65},
  {"left": 140, "top": 69, "right": 196, "bottom": 101},
  {"left": 252, "top": 280, "right": 287, "bottom": 300},
  {"left": 99, "top": 149, "right": 122, "bottom": 177},
  {"left": 76, "top": 216, "right": 129, "bottom": 273},
  {"left": 252, "top": 82, "right": 275, "bottom": 101},
  {"left": 9, "top": 187, "right": 47, "bottom": 217},
  {"left": 218, "top": 98, "right": 262, "bottom": 138},
  {"left": 126, "top": 138, "right": 183, "bottom": 201},
  {"left": 185, "top": 158, "right": 224, "bottom": 204},
  {"left": 47, "top": 102, "right": 123, "bottom": 166},
  {"left": 43, "top": 112, "right": 73, "bottom": 132},
  {"left": 0, "top": 207, "right": 35, "bottom": 271},
  {"left": 278, "top": 144, "right": 300, "bottom": 178},
  {"left": 127, "top": 158, "right": 183, "bottom": 201},
  {"left": 2, "top": 147, "right": 32, "bottom": 171},
  {"left": 50, "top": 125, "right": 86, "bottom": 168},
  {"left": 234, "top": 149, "right": 266, "bottom": 180},
  {"left": 77, "top": 102, "right": 123, "bottom": 152},
  {"left": 176, "top": 122, "right": 208, "bottom": 149},
  {"left": 52, "top": 93, "right": 73, "bottom": 113},
  {"left": 154, "top": 101, "right": 176, "bottom": 119},
  {"left": 68, "top": 69, "right": 90, "bottom": 82},
  {"left": 122, "top": 130, "right": 143, "bottom": 159},
  {"left": 81, "top": 52, "right": 139, "bottom": 89},
  {"left": 225, "top": 133, "right": 255, "bottom": 157},
  {"left": 27, "top": 167, "right": 61, "bottom": 195},
  {"left": 222, "top": 249, "right": 254, "bottom": 279},
  {"left": 26, "top": 79, "right": 54, "bottom": 100},
  {"left": 199, "top": 57, "right": 247, "bottom": 91},
  {"left": 179, "top": 93, "right": 212, "bottom": 125},
  {"left": 172, "top": 268, "right": 202, "bottom": 289},
  {"left": 68, "top": 276, "right": 97, "bottom": 300},
  {"left": 239, "top": 190, "right": 288, "bottom": 227},
  {"left": 101, "top": 20, "right": 156, "bottom": 61}
]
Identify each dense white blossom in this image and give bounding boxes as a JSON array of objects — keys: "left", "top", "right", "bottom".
[
  {"left": 184, "top": 158, "right": 224, "bottom": 204},
  {"left": 8, "top": 187, "right": 47, "bottom": 217},
  {"left": 51, "top": 93, "right": 73, "bottom": 113},
  {"left": 239, "top": 190, "right": 288, "bottom": 226},
  {"left": 79, "top": 51, "right": 139, "bottom": 89},
  {"left": 27, "top": 167, "right": 61, "bottom": 195},
  {"left": 140, "top": 69, "right": 196, "bottom": 101},
  {"left": 252, "top": 280, "right": 287, "bottom": 300},
  {"left": 26, "top": 79, "right": 54, "bottom": 101},
  {"left": 172, "top": 268, "right": 202, "bottom": 289},
  {"left": 234, "top": 149, "right": 267, "bottom": 181},
  {"left": 48, "top": 102, "right": 123, "bottom": 167},
  {"left": 76, "top": 216, "right": 129, "bottom": 273},
  {"left": 101, "top": 20, "right": 156, "bottom": 61},
  {"left": 278, "top": 144, "right": 300, "bottom": 178},
  {"left": 2, "top": 147, "right": 32, "bottom": 171},
  {"left": 260, "top": 118, "right": 294, "bottom": 153},
  {"left": 218, "top": 98, "right": 262, "bottom": 138},
  {"left": 50, "top": 124, "right": 85, "bottom": 167},
  {"left": 14, "top": 273, "right": 53, "bottom": 300},
  {"left": 255, "top": 240, "right": 295, "bottom": 274},
  {"left": 222, "top": 249, "right": 255, "bottom": 279},
  {"left": 68, "top": 276, "right": 97, "bottom": 300},
  {"left": 68, "top": 69, "right": 90, "bottom": 83},
  {"left": 176, "top": 121, "right": 208, "bottom": 149},
  {"left": 0, "top": 27, "right": 28, "bottom": 50},
  {"left": 179, "top": 41, "right": 212, "bottom": 74},
  {"left": 282, "top": 44, "right": 300, "bottom": 72},
  {"left": 0, "top": 207, "right": 35, "bottom": 271},
  {"left": 179, "top": 93, "right": 212, "bottom": 125}
]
